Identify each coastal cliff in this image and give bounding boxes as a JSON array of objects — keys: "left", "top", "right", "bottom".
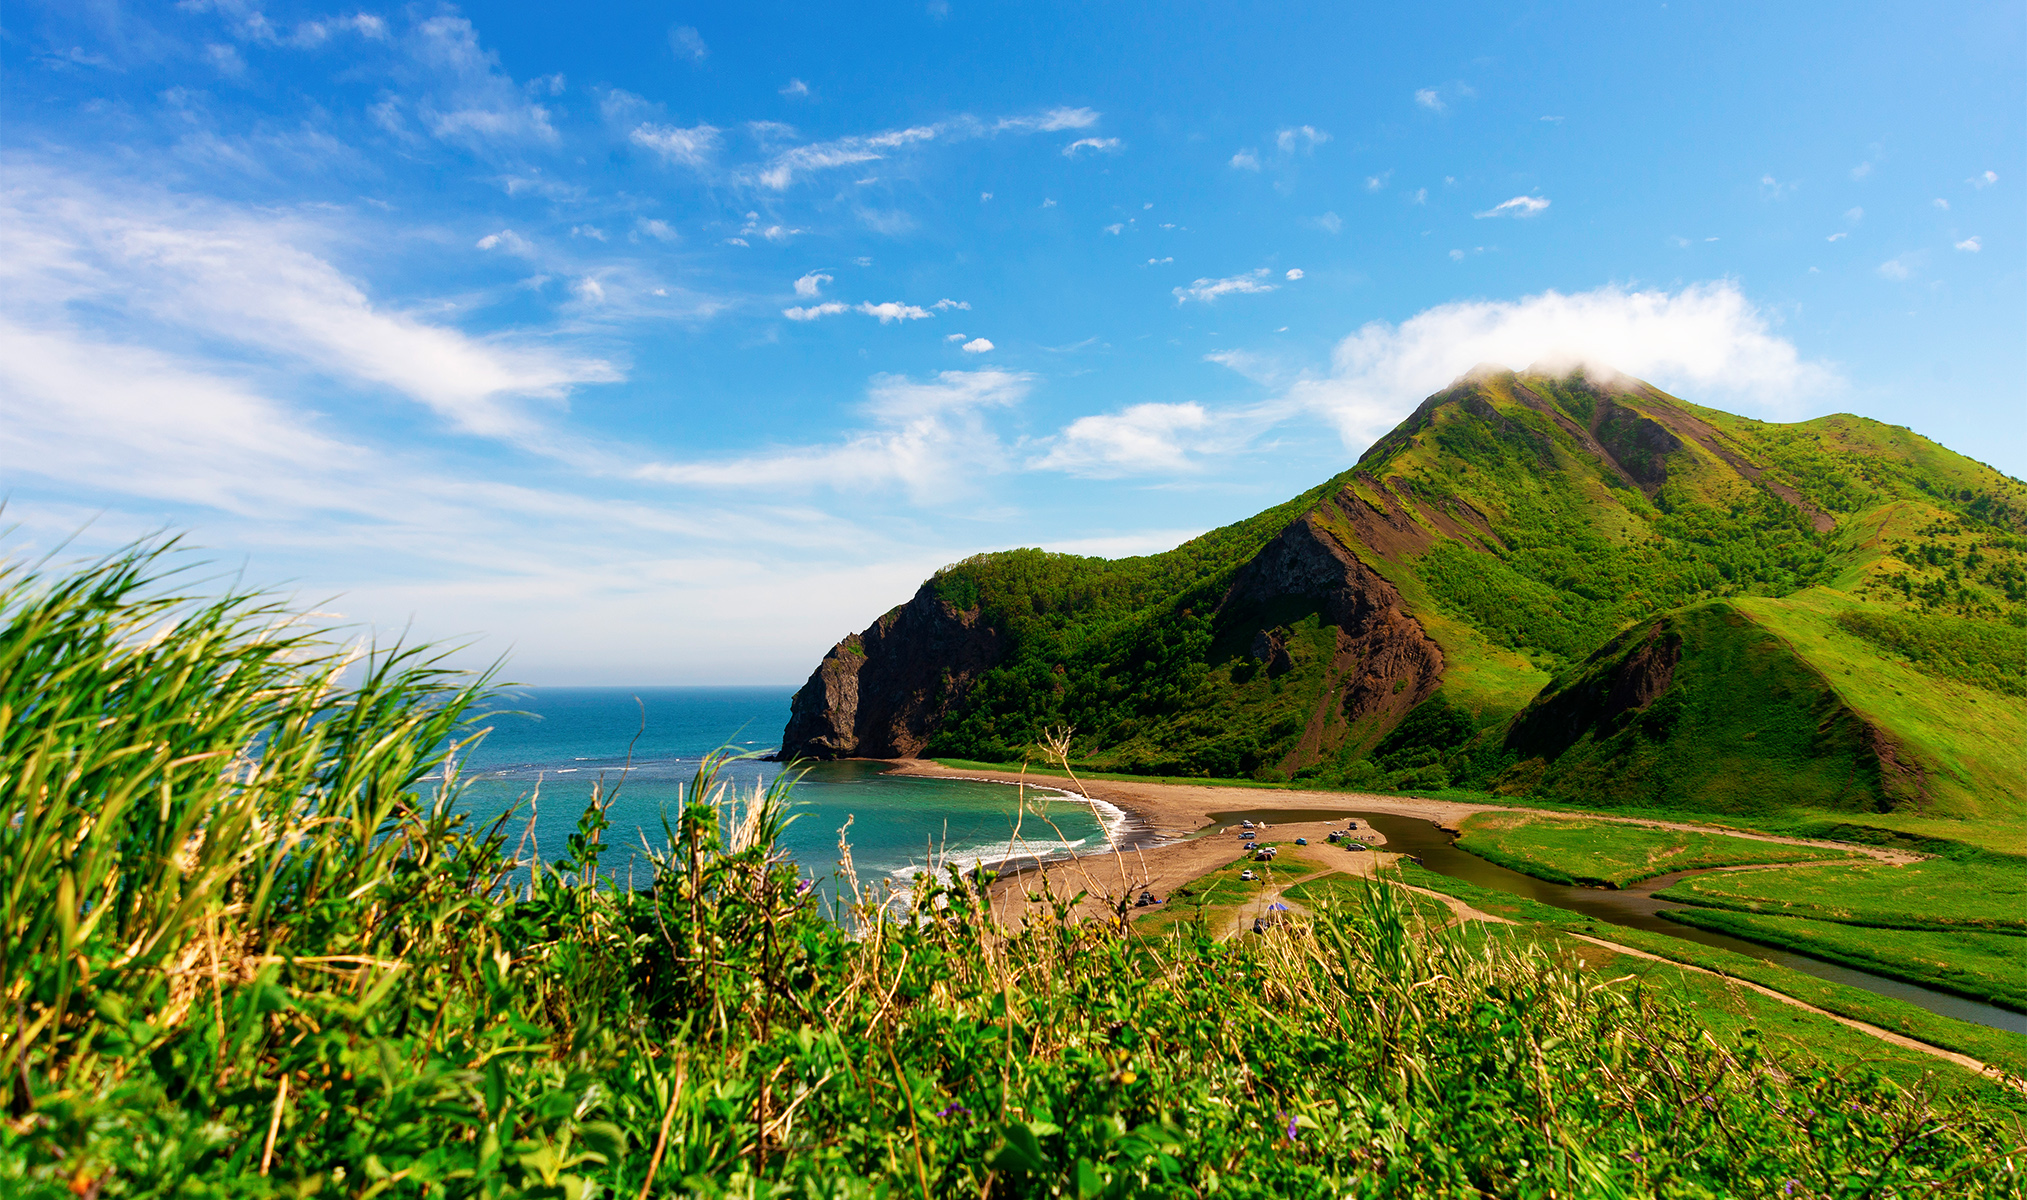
[{"left": 779, "top": 583, "right": 1004, "bottom": 759}]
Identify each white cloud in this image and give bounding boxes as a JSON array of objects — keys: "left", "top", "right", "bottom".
[
  {"left": 1, "top": 172, "right": 616, "bottom": 444},
  {"left": 857, "top": 301, "right": 933, "bottom": 323},
  {"left": 780, "top": 78, "right": 810, "bottom": 97},
  {"left": 1249, "top": 281, "right": 1839, "bottom": 448},
  {"left": 1103, "top": 223, "right": 1124, "bottom": 235},
  {"left": 996, "top": 107, "right": 1099, "bottom": 132},
  {"left": 574, "top": 277, "right": 605, "bottom": 303},
  {"left": 1971, "top": 170, "right": 1998, "bottom": 188},
  {"left": 1414, "top": 89, "right": 1444, "bottom": 112},
  {"left": 794, "top": 272, "right": 833, "bottom": 298},
  {"left": 1850, "top": 161, "right": 1872, "bottom": 180},
  {"left": 945, "top": 333, "right": 967, "bottom": 342},
  {"left": 637, "top": 218, "right": 677, "bottom": 241},
  {"left": 783, "top": 302, "right": 847, "bottom": 320},
  {"left": 408, "top": 16, "right": 560, "bottom": 149},
  {"left": 632, "top": 122, "right": 721, "bottom": 167},
  {"left": 570, "top": 224, "right": 607, "bottom": 241},
  {"left": 1364, "top": 171, "right": 1390, "bottom": 192},
  {"left": 1955, "top": 237, "right": 1981, "bottom": 253},
  {"left": 1034, "top": 402, "right": 1212, "bottom": 477},
  {"left": 1449, "top": 249, "right": 1465, "bottom": 261},
  {"left": 1760, "top": 175, "right": 1795, "bottom": 200},
  {"left": 669, "top": 25, "right": 708, "bottom": 62},
  {"left": 1174, "top": 269, "right": 1276, "bottom": 304},
  {"left": 1877, "top": 254, "right": 1917, "bottom": 280},
  {"left": 751, "top": 124, "right": 939, "bottom": 189},
  {"left": 1230, "top": 149, "right": 1261, "bottom": 171},
  {"left": 1933, "top": 198, "right": 1950, "bottom": 209},
  {"left": 933, "top": 298, "right": 970, "bottom": 311},
  {"left": 1276, "top": 126, "right": 1330, "bottom": 153},
  {"left": 1313, "top": 211, "right": 1343, "bottom": 234},
  {"left": 1826, "top": 232, "right": 1847, "bottom": 242},
  {"left": 638, "top": 369, "right": 1031, "bottom": 502},
  {"left": 961, "top": 338, "right": 993, "bottom": 353},
  {"left": 1408, "top": 188, "right": 1427, "bottom": 205},
  {"left": 476, "top": 229, "right": 534, "bottom": 254},
  {"left": 1845, "top": 206, "right": 1864, "bottom": 223},
  {"left": 980, "top": 191, "right": 992, "bottom": 201},
  {"left": 1042, "top": 198, "right": 1057, "bottom": 207},
  {"left": 1063, "top": 137, "right": 1121, "bottom": 157},
  {"left": 1476, "top": 195, "right": 1550, "bottom": 218},
  {"left": 1147, "top": 256, "right": 1172, "bottom": 265},
  {"left": 1285, "top": 268, "right": 1304, "bottom": 280}
]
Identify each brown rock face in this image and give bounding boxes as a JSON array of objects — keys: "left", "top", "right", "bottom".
[
  {"left": 778, "top": 584, "right": 1004, "bottom": 760},
  {"left": 1219, "top": 508, "right": 1447, "bottom": 773}
]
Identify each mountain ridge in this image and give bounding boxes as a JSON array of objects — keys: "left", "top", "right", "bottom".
[{"left": 780, "top": 365, "right": 2027, "bottom": 832}]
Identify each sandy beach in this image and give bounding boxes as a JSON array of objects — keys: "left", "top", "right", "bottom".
[{"left": 875, "top": 757, "right": 1923, "bottom": 926}]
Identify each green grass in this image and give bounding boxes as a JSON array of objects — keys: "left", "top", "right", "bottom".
[
  {"left": 1453, "top": 811, "right": 1859, "bottom": 888},
  {"left": 9, "top": 540, "right": 2027, "bottom": 1198},
  {"left": 1656, "top": 856, "right": 2027, "bottom": 932},
  {"left": 1661, "top": 908, "right": 2027, "bottom": 1012},
  {"left": 1395, "top": 865, "right": 2027, "bottom": 1094},
  {"left": 1835, "top": 607, "right": 2027, "bottom": 696}
]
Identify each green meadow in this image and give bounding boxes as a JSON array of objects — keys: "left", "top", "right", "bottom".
[
  {"left": 1656, "top": 856, "right": 2027, "bottom": 932},
  {"left": 1661, "top": 909, "right": 2027, "bottom": 1013},
  {"left": 1452, "top": 811, "right": 1859, "bottom": 888}
]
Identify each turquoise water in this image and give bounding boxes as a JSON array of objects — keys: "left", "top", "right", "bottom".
[{"left": 450, "top": 687, "right": 1113, "bottom": 890}]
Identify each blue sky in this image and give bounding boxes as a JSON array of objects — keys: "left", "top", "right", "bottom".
[{"left": 3, "top": 1, "right": 2021, "bottom": 684}]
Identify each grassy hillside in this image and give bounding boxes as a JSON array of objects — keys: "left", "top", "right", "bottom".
[{"left": 881, "top": 367, "right": 2025, "bottom": 837}]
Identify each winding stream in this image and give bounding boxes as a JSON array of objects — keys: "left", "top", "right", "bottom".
[{"left": 1205, "top": 807, "right": 2026, "bottom": 1036}]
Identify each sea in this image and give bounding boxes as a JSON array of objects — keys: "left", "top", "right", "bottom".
[{"left": 447, "top": 686, "right": 1119, "bottom": 895}]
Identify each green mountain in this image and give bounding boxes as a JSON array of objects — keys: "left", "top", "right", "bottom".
[{"left": 781, "top": 365, "right": 2027, "bottom": 832}]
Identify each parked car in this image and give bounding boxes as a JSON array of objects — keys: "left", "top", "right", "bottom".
[
  {"left": 1240, "top": 869, "right": 1256, "bottom": 881},
  {"left": 1295, "top": 837, "right": 1308, "bottom": 846},
  {"left": 1345, "top": 842, "right": 1368, "bottom": 852}
]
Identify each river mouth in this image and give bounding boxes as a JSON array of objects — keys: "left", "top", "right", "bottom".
[{"left": 1242, "top": 808, "right": 2026, "bottom": 1037}]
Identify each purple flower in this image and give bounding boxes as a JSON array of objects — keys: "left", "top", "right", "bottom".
[{"left": 936, "top": 1102, "right": 970, "bottom": 1119}]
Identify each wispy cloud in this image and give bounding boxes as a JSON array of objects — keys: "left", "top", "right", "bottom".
[
  {"left": 1312, "top": 212, "right": 1343, "bottom": 234},
  {"left": 1970, "top": 170, "right": 1998, "bottom": 188},
  {"left": 1760, "top": 174, "right": 1796, "bottom": 200},
  {"left": 780, "top": 78, "right": 809, "bottom": 97},
  {"left": 637, "top": 369, "right": 1030, "bottom": 502},
  {"left": 1063, "top": 137, "right": 1122, "bottom": 157},
  {"left": 668, "top": 25, "right": 708, "bottom": 63},
  {"left": 1476, "top": 195, "right": 1550, "bottom": 218},
  {"left": 407, "top": 16, "right": 560, "bottom": 150},
  {"left": 794, "top": 272, "right": 833, "bottom": 297},
  {"left": 782, "top": 302, "right": 848, "bottom": 320},
  {"left": 1955, "top": 236, "right": 1982, "bottom": 253},
  {"left": 1414, "top": 88, "right": 1444, "bottom": 112},
  {"left": 3, "top": 167, "right": 616, "bottom": 444},
  {"left": 1229, "top": 149, "right": 1261, "bottom": 171},
  {"left": 1174, "top": 269, "right": 1276, "bottom": 304},
  {"left": 1275, "top": 125, "right": 1329, "bottom": 153},
  {"left": 1877, "top": 253, "right": 1919, "bottom": 280},
  {"left": 1034, "top": 402, "right": 1214, "bottom": 476},
  {"left": 631, "top": 122, "right": 721, "bottom": 167}
]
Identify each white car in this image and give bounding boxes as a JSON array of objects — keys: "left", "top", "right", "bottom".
[{"left": 1239, "top": 869, "right": 1257, "bottom": 881}]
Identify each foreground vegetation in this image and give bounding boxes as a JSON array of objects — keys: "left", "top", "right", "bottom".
[
  {"left": 1452, "top": 812, "right": 1858, "bottom": 888},
  {"left": 6, "top": 544, "right": 2025, "bottom": 1197}
]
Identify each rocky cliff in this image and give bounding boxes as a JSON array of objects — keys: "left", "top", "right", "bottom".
[{"left": 779, "top": 584, "right": 1004, "bottom": 760}]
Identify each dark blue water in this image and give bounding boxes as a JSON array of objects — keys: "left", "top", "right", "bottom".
[{"left": 447, "top": 687, "right": 1113, "bottom": 892}]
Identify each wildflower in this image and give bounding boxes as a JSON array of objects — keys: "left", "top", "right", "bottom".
[{"left": 936, "top": 1102, "right": 971, "bottom": 1119}]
